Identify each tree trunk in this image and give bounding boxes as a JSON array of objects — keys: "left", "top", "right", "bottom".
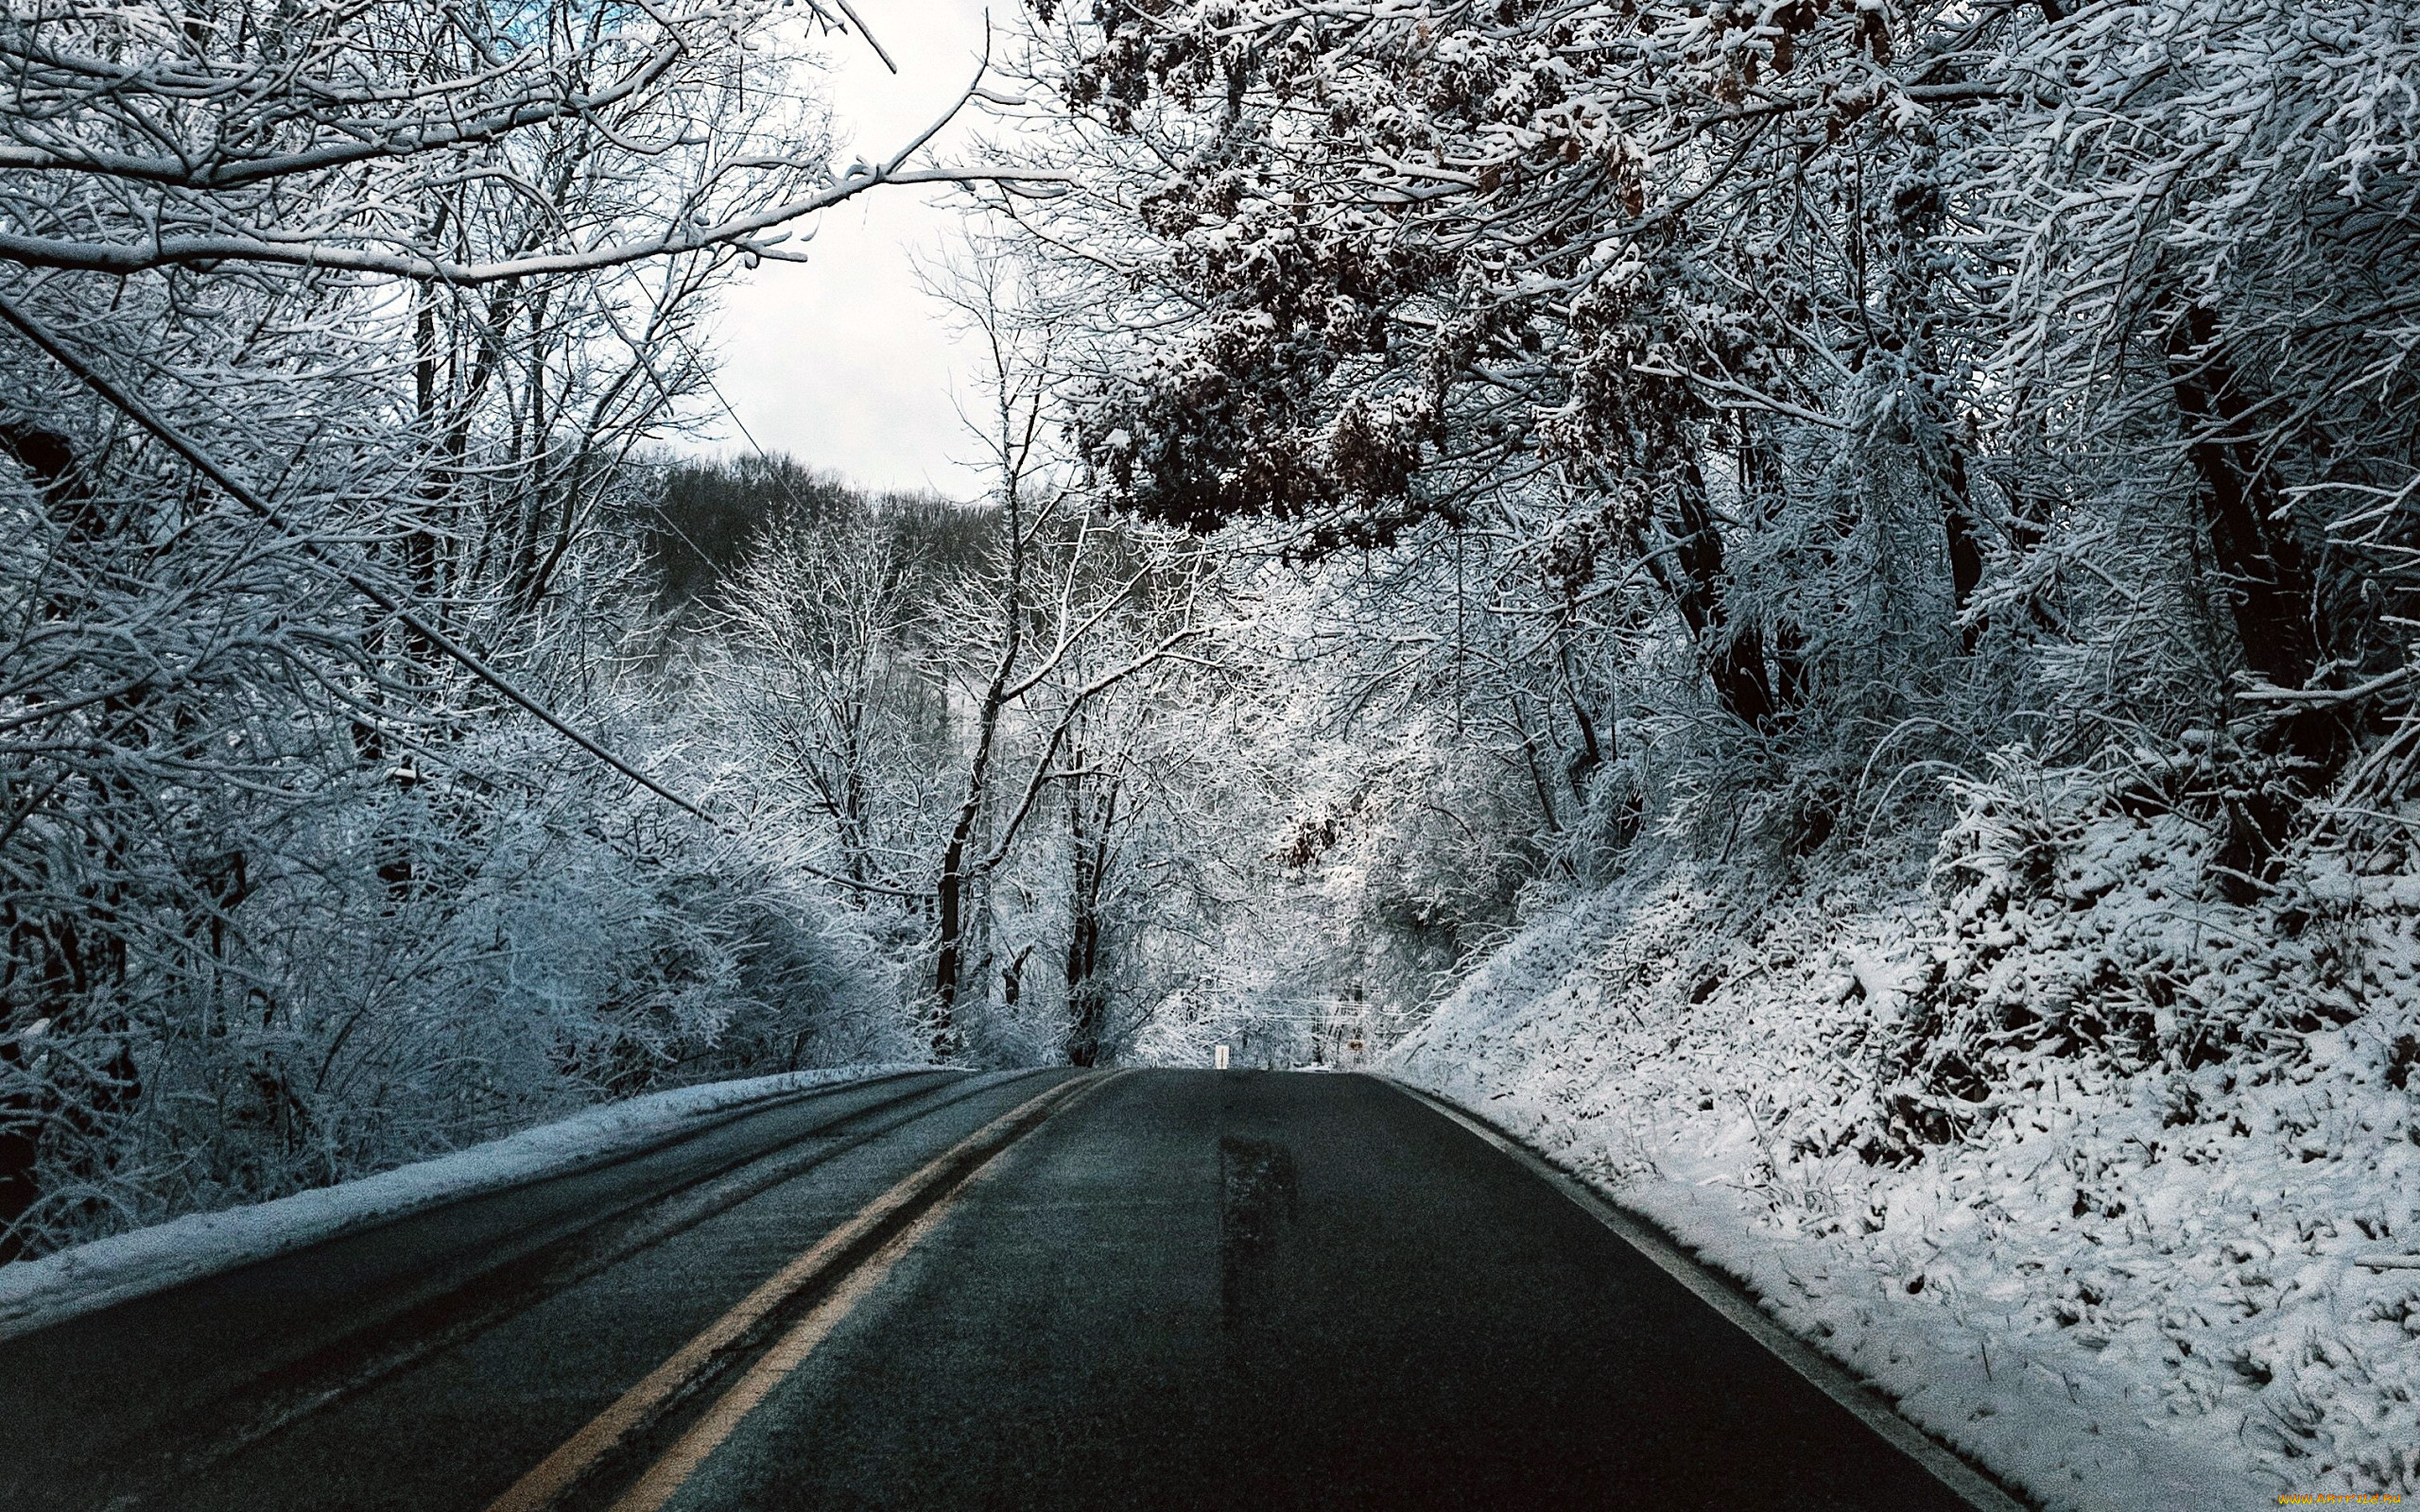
[
  {"left": 1063, "top": 765, "right": 1115, "bottom": 1067},
  {"left": 933, "top": 594, "right": 1021, "bottom": 1052},
  {"left": 2168, "top": 305, "right": 2319, "bottom": 692},
  {"left": 1651, "top": 458, "right": 1777, "bottom": 730},
  {"left": 931, "top": 805, "right": 979, "bottom": 1053},
  {"left": 2168, "top": 304, "right": 2341, "bottom": 897},
  {"left": 1938, "top": 442, "right": 1986, "bottom": 654}
]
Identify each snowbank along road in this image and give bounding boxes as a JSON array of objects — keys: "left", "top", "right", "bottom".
[{"left": 0, "top": 1069, "right": 2027, "bottom": 1510}]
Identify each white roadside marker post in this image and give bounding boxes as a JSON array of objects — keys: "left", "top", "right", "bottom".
[{"left": 1214, "top": 1043, "right": 1230, "bottom": 1071}]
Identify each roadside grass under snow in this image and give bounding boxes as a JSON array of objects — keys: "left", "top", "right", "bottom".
[
  {"left": 0, "top": 1064, "right": 928, "bottom": 1339},
  {"left": 1392, "top": 753, "right": 2420, "bottom": 1510}
]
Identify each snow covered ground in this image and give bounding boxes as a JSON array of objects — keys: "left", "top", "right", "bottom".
[
  {"left": 1392, "top": 766, "right": 2420, "bottom": 1509},
  {"left": 0, "top": 1064, "right": 927, "bottom": 1339}
]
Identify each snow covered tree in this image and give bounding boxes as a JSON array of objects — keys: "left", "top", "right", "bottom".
[
  {"left": 0, "top": 0, "right": 1032, "bottom": 1254},
  {"left": 954, "top": 0, "right": 2420, "bottom": 1081}
]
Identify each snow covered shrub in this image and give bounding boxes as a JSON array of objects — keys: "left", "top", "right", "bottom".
[
  {"left": 428, "top": 800, "right": 897, "bottom": 1113},
  {"left": 0, "top": 467, "right": 910, "bottom": 1259},
  {"left": 1868, "top": 746, "right": 2392, "bottom": 1161},
  {"left": 0, "top": 729, "right": 902, "bottom": 1259}
]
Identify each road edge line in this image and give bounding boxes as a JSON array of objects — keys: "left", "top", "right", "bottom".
[
  {"left": 485, "top": 1070, "right": 1115, "bottom": 1512},
  {"left": 1378, "top": 1076, "right": 2034, "bottom": 1512}
]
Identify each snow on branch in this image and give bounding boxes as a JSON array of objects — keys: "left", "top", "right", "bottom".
[{"left": 0, "top": 0, "right": 1068, "bottom": 283}]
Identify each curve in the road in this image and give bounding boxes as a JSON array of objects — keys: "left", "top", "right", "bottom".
[{"left": 0, "top": 1069, "right": 2037, "bottom": 1512}]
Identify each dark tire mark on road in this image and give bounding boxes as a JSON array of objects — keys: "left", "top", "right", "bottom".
[{"left": 1218, "top": 1136, "right": 1297, "bottom": 1328}]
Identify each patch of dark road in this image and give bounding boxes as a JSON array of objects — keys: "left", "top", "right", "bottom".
[{"left": 1217, "top": 1135, "right": 1298, "bottom": 1328}]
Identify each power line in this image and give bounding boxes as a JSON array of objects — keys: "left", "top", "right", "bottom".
[{"left": 0, "top": 293, "right": 716, "bottom": 825}]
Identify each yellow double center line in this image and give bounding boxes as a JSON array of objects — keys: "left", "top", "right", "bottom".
[{"left": 487, "top": 1071, "right": 1118, "bottom": 1512}]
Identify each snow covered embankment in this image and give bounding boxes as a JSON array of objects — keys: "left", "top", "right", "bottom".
[
  {"left": 1392, "top": 765, "right": 2420, "bottom": 1510},
  {"left": 0, "top": 1065, "right": 925, "bottom": 1339}
]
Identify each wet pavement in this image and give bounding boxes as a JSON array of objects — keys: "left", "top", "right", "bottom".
[{"left": 0, "top": 1069, "right": 1992, "bottom": 1512}]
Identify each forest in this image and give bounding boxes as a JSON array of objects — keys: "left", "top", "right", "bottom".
[{"left": 1, "top": 4, "right": 2416, "bottom": 1484}]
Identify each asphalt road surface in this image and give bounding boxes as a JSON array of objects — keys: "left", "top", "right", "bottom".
[{"left": 0, "top": 1069, "right": 2014, "bottom": 1512}]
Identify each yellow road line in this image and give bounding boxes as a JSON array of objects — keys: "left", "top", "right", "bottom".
[
  {"left": 605, "top": 1185, "right": 961, "bottom": 1512},
  {"left": 484, "top": 1073, "right": 1103, "bottom": 1512}
]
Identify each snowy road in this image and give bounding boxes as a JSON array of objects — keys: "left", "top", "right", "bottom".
[{"left": 0, "top": 1070, "right": 2014, "bottom": 1511}]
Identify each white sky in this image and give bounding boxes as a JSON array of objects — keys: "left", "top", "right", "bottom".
[{"left": 688, "top": 0, "right": 1003, "bottom": 501}]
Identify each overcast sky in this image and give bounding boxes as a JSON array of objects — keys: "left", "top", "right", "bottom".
[{"left": 688, "top": 0, "right": 1002, "bottom": 500}]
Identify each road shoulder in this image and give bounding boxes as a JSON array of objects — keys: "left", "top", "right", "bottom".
[{"left": 1381, "top": 1076, "right": 2035, "bottom": 1512}]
